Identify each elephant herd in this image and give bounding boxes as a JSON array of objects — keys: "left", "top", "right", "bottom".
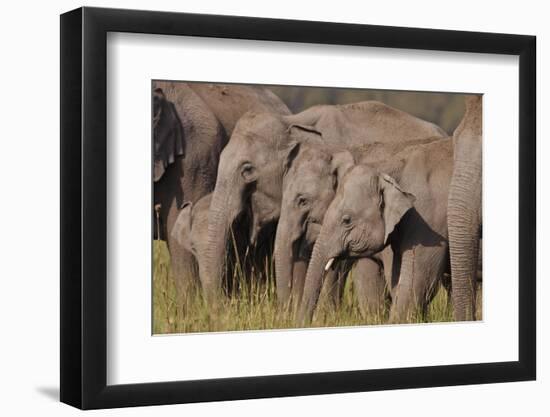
[{"left": 153, "top": 81, "right": 482, "bottom": 327}]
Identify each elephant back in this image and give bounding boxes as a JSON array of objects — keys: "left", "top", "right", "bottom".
[
  {"left": 338, "top": 101, "right": 448, "bottom": 143},
  {"left": 189, "top": 83, "right": 291, "bottom": 137},
  {"left": 287, "top": 101, "right": 447, "bottom": 147}
]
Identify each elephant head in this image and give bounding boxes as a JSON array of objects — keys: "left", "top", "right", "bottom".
[
  {"left": 152, "top": 88, "right": 185, "bottom": 182},
  {"left": 297, "top": 164, "right": 415, "bottom": 325},
  {"left": 448, "top": 95, "right": 482, "bottom": 321},
  {"left": 201, "top": 111, "right": 323, "bottom": 302},
  {"left": 170, "top": 194, "right": 212, "bottom": 283},
  {"left": 274, "top": 141, "right": 355, "bottom": 306}
]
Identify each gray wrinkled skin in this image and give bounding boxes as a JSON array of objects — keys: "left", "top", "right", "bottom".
[
  {"left": 298, "top": 139, "right": 454, "bottom": 325},
  {"left": 202, "top": 101, "right": 447, "bottom": 305},
  {"left": 448, "top": 96, "right": 482, "bottom": 321}
]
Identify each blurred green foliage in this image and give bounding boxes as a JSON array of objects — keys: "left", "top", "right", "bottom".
[{"left": 269, "top": 85, "right": 466, "bottom": 135}]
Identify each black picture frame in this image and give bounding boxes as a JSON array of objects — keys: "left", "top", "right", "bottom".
[{"left": 60, "top": 6, "right": 536, "bottom": 410}]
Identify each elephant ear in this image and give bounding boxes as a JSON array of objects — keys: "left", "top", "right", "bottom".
[
  {"left": 153, "top": 88, "right": 185, "bottom": 182},
  {"left": 379, "top": 173, "right": 416, "bottom": 244},
  {"left": 330, "top": 150, "right": 355, "bottom": 189},
  {"left": 171, "top": 201, "right": 193, "bottom": 252},
  {"left": 287, "top": 123, "right": 323, "bottom": 142}
]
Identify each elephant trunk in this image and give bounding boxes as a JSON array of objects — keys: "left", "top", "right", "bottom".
[
  {"left": 297, "top": 229, "right": 332, "bottom": 327},
  {"left": 273, "top": 213, "right": 299, "bottom": 309},
  {"left": 448, "top": 159, "right": 481, "bottom": 321},
  {"left": 202, "top": 182, "right": 239, "bottom": 304}
]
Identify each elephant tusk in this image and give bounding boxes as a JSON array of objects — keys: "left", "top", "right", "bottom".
[{"left": 325, "top": 258, "right": 335, "bottom": 271}]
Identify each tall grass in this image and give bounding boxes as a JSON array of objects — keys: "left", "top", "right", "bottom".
[{"left": 153, "top": 241, "right": 481, "bottom": 334}]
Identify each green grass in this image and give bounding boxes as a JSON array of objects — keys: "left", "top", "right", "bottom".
[{"left": 153, "top": 240, "right": 481, "bottom": 334}]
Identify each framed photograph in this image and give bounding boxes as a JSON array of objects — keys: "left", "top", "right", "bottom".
[{"left": 60, "top": 6, "right": 536, "bottom": 409}]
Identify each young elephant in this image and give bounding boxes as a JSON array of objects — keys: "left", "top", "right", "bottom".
[
  {"left": 171, "top": 193, "right": 273, "bottom": 296},
  {"left": 171, "top": 194, "right": 212, "bottom": 282},
  {"left": 275, "top": 136, "right": 441, "bottom": 314},
  {"left": 297, "top": 138, "right": 454, "bottom": 325}
]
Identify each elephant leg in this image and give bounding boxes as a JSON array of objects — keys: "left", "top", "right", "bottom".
[
  {"left": 442, "top": 274, "right": 452, "bottom": 308},
  {"left": 153, "top": 177, "right": 171, "bottom": 242},
  {"left": 352, "top": 257, "right": 386, "bottom": 319},
  {"left": 439, "top": 253, "right": 452, "bottom": 307},
  {"left": 389, "top": 245, "right": 447, "bottom": 323}
]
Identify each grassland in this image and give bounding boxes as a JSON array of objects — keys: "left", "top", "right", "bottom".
[{"left": 153, "top": 240, "right": 481, "bottom": 334}]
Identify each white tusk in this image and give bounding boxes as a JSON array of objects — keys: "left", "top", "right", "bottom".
[{"left": 324, "top": 258, "right": 335, "bottom": 271}]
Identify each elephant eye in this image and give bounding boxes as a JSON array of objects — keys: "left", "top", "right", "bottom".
[
  {"left": 341, "top": 214, "right": 352, "bottom": 226},
  {"left": 297, "top": 195, "right": 309, "bottom": 208},
  {"left": 241, "top": 163, "right": 256, "bottom": 182}
]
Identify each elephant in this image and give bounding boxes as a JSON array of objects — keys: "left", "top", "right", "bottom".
[
  {"left": 153, "top": 82, "right": 290, "bottom": 304},
  {"left": 170, "top": 194, "right": 211, "bottom": 283},
  {"left": 297, "top": 138, "right": 454, "bottom": 326},
  {"left": 447, "top": 95, "right": 482, "bottom": 321},
  {"left": 202, "top": 101, "right": 447, "bottom": 305},
  {"left": 275, "top": 136, "right": 443, "bottom": 313},
  {"left": 171, "top": 192, "right": 273, "bottom": 297}
]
